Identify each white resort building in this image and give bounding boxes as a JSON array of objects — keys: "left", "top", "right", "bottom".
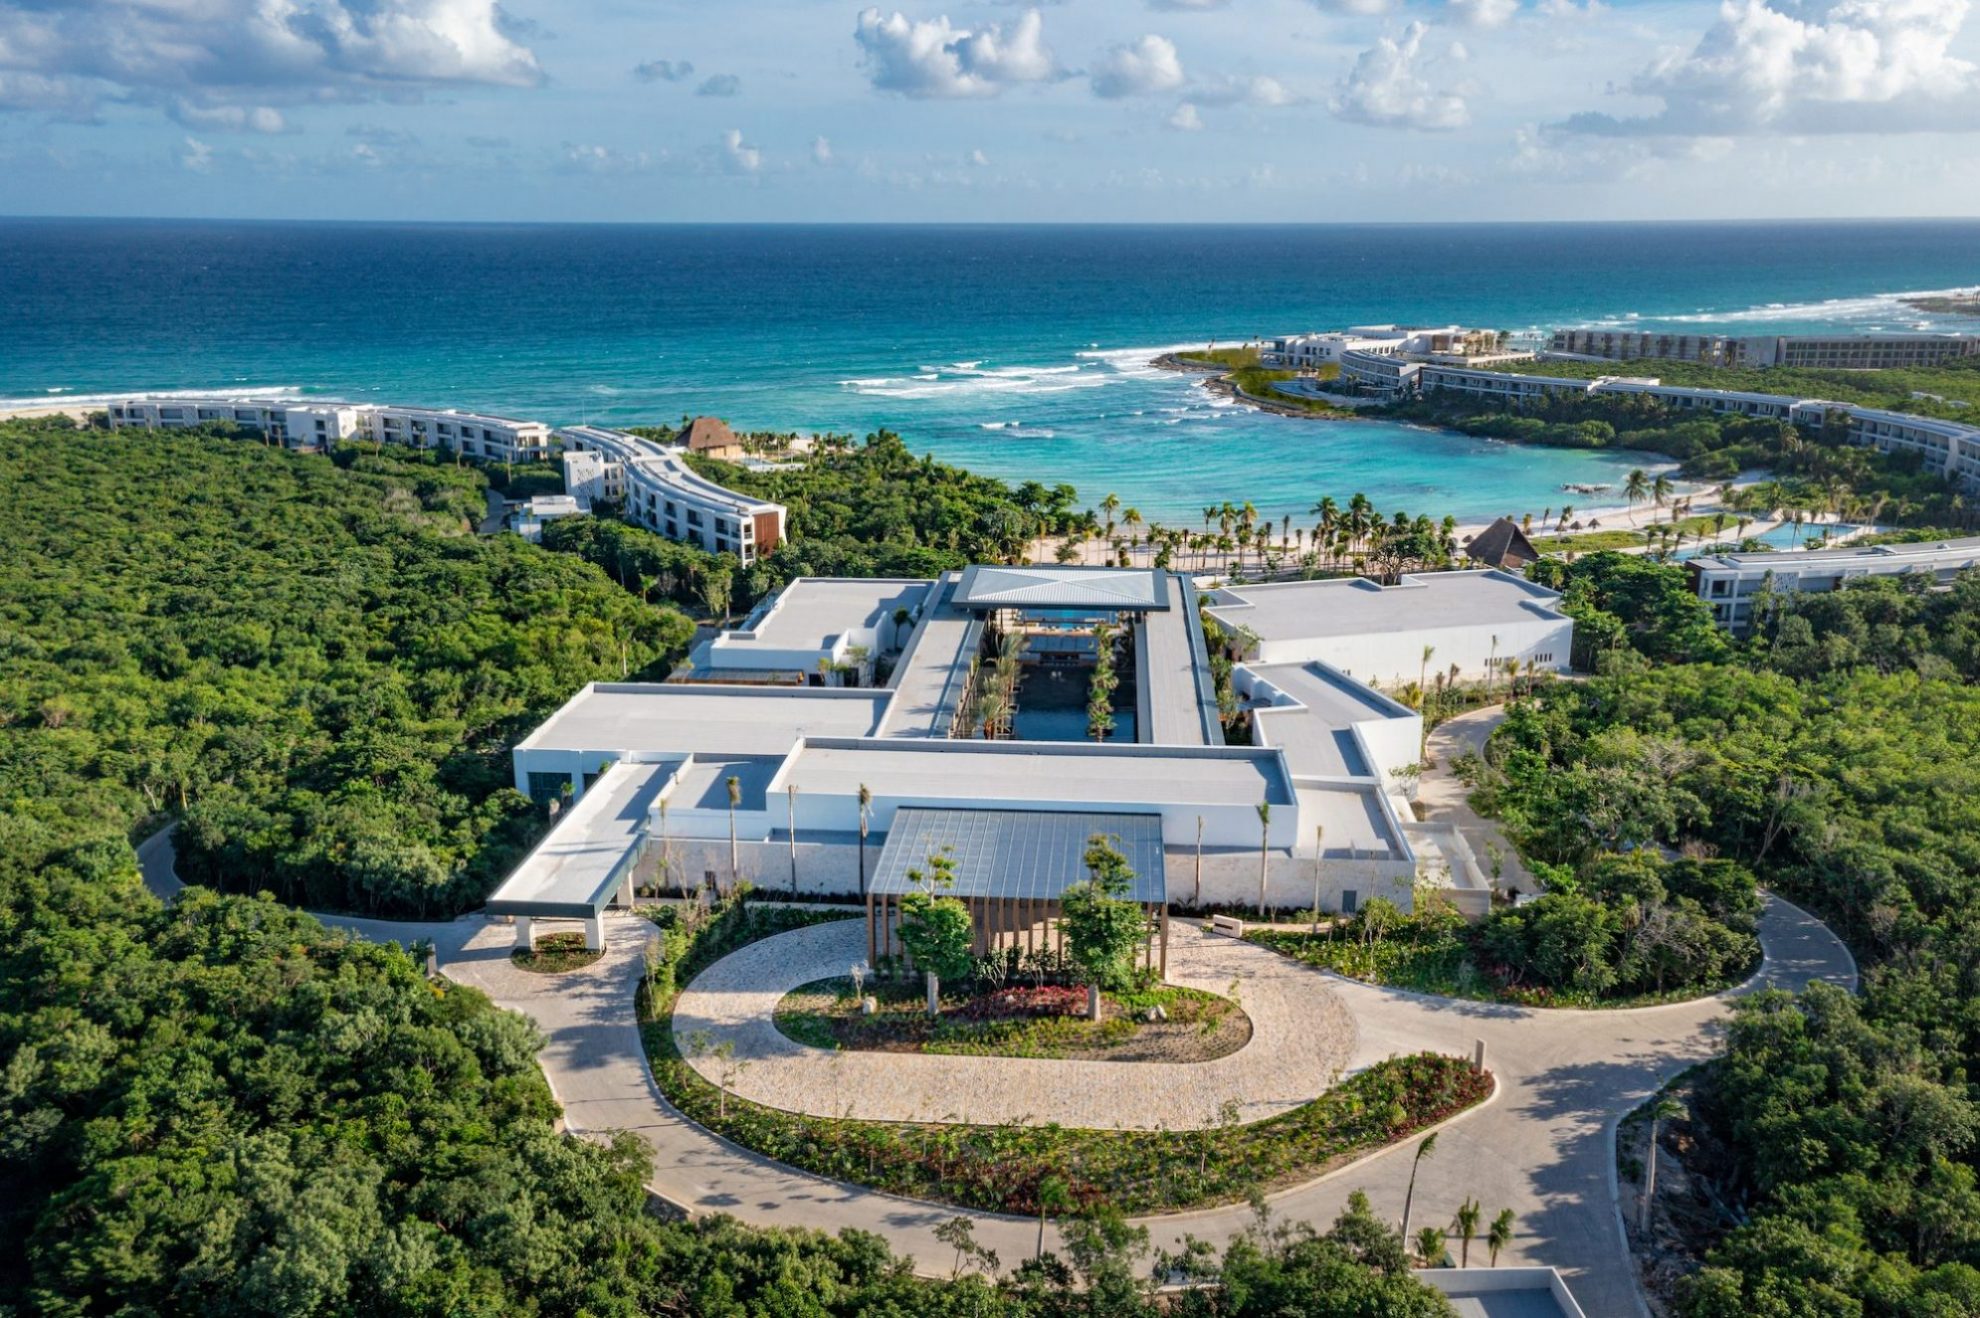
[
  {"left": 102, "top": 393, "right": 787, "bottom": 565},
  {"left": 1204, "top": 569, "right": 1574, "bottom": 685},
  {"left": 1687, "top": 534, "right": 1980, "bottom": 631},
  {"left": 1547, "top": 329, "right": 1980, "bottom": 371},
  {"left": 107, "top": 395, "right": 555, "bottom": 464},
  {"left": 560, "top": 425, "right": 785, "bottom": 564},
  {"left": 485, "top": 564, "right": 1562, "bottom": 949},
  {"left": 1408, "top": 365, "right": 1980, "bottom": 492}
]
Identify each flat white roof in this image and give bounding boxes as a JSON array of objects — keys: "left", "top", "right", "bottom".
[
  {"left": 878, "top": 574, "right": 980, "bottom": 738},
  {"left": 1690, "top": 534, "right": 1980, "bottom": 573},
  {"left": 776, "top": 738, "right": 1295, "bottom": 810},
  {"left": 1207, "top": 570, "right": 1567, "bottom": 643},
  {"left": 518, "top": 683, "right": 891, "bottom": 758},
  {"left": 1244, "top": 660, "right": 1413, "bottom": 779},
  {"left": 717, "top": 578, "right": 933, "bottom": 656},
  {"left": 485, "top": 760, "right": 672, "bottom": 917}
]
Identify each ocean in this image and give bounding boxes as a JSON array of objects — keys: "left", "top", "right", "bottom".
[{"left": 4, "top": 218, "right": 1977, "bottom": 527}]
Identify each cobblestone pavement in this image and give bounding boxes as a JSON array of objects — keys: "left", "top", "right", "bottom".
[{"left": 672, "top": 917, "right": 1357, "bottom": 1130}]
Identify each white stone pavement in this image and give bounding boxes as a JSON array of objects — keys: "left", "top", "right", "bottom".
[
  {"left": 673, "top": 917, "right": 1354, "bottom": 1130},
  {"left": 141, "top": 829, "right": 1857, "bottom": 1316}
]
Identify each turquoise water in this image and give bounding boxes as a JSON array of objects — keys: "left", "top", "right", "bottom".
[{"left": 5, "top": 219, "right": 1977, "bottom": 526}]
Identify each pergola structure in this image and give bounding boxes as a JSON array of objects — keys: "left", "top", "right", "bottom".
[{"left": 866, "top": 806, "right": 1171, "bottom": 978}]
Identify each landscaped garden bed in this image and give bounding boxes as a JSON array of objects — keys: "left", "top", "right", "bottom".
[
  {"left": 510, "top": 931, "right": 605, "bottom": 974},
  {"left": 1251, "top": 904, "right": 1757, "bottom": 1009},
  {"left": 637, "top": 892, "right": 1493, "bottom": 1215},
  {"left": 773, "top": 977, "right": 1250, "bottom": 1062}
]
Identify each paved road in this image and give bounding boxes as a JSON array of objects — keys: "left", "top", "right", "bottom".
[
  {"left": 675, "top": 917, "right": 1354, "bottom": 1129},
  {"left": 1420, "top": 704, "right": 1537, "bottom": 896},
  {"left": 137, "top": 829, "right": 1856, "bottom": 1312}
]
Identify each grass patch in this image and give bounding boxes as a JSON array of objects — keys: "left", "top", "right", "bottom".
[
  {"left": 637, "top": 894, "right": 1491, "bottom": 1215},
  {"left": 773, "top": 978, "right": 1249, "bottom": 1063},
  {"left": 1535, "top": 529, "right": 1650, "bottom": 553},
  {"left": 511, "top": 931, "right": 605, "bottom": 974}
]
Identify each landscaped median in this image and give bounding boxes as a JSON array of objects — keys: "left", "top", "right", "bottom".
[{"left": 636, "top": 892, "right": 1492, "bottom": 1217}]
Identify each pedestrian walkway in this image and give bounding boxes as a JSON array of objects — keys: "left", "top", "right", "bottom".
[{"left": 673, "top": 917, "right": 1356, "bottom": 1129}]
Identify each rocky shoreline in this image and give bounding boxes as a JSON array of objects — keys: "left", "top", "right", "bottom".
[{"left": 1149, "top": 352, "right": 1364, "bottom": 419}]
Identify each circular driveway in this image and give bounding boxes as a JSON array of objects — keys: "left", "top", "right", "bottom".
[{"left": 672, "top": 917, "right": 1357, "bottom": 1130}]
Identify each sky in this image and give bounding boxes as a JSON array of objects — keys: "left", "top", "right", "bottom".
[{"left": 0, "top": 0, "right": 1977, "bottom": 221}]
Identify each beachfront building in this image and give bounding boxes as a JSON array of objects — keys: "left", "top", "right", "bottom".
[
  {"left": 1412, "top": 364, "right": 1980, "bottom": 492},
  {"left": 1548, "top": 329, "right": 1980, "bottom": 371},
  {"left": 485, "top": 564, "right": 1534, "bottom": 947},
  {"left": 1204, "top": 569, "right": 1573, "bottom": 686},
  {"left": 106, "top": 394, "right": 554, "bottom": 463},
  {"left": 1687, "top": 534, "right": 1980, "bottom": 631},
  {"left": 559, "top": 424, "right": 786, "bottom": 564}
]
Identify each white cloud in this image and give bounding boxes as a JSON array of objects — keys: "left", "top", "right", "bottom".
[
  {"left": 1557, "top": 0, "right": 1980, "bottom": 136},
  {"left": 1150, "top": 0, "right": 1229, "bottom": 9},
  {"left": 559, "top": 142, "right": 654, "bottom": 173},
  {"left": 1092, "top": 34, "right": 1187, "bottom": 97},
  {"left": 0, "top": 0, "right": 542, "bottom": 128},
  {"left": 853, "top": 7, "right": 1062, "bottom": 98},
  {"left": 722, "top": 128, "right": 761, "bottom": 173},
  {"left": 697, "top": 73, "right": 742, "bottom": 97},
  {"left": 1312, "top": 0, "right": 1401, "bottom": 16},
  {"left": 180, "top": 136, "right": 213, "bottom": 173},
  {"left": 1189, "top": 73, "right": 1296, "bottom": 106},
  {"left": 169, "top": 100, "right": 288, "bottom": 134},
  {"left": 1168, "top": 101, "right": 1204, "bottom": 129},
  {"left": 634, "top": 59, "right": 694, "bottom": 83},
  {"left": 1332, "top": 21, "right": 1469, "bottom": 130},
  {"left": 1448, "top": 0, "right": 1519, "bottom": 27},
  {"left": 969, "top": 146, "right": 990, "bottom": 164},
  {"left": 811, "top": 134, "right": 834, "bottom": 164}
]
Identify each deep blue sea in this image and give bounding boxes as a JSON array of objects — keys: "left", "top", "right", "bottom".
[{"left": 4, "top": 218, "right": 1977, "bottom": 526}]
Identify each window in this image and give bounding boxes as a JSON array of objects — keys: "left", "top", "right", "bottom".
[{"left": 1341, "top": 890, "right": 1358, "bottom": 914}]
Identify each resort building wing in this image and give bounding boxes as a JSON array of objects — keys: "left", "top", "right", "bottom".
[
  {"left": 490, "top": 562, "right": 1531, "bottom": 944},
  {"left": 1204, "top": 569, "right": 1574, "bottom": 684}
]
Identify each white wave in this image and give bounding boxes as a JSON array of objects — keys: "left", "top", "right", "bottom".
[
  {"left": 1587, "top": 285, "right": 1980, "bottom": 330},
  {"left": 0, "top": 383, "right": 308, "bottom": 411},
  {"left": 979, "top": 420, "right": 1013, "bottom": 430}
]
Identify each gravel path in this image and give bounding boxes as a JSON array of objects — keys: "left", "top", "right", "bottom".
[{"left": 673, "top": 917, "right": 1356, "bottom": 1130}]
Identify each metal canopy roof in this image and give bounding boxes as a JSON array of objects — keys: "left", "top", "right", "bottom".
[
  {"left": 870, "top": 807, "right": 1167, "bottom": 904},
  {"left": 951, "top": 565, "right": 1170, "bottom": 613}
]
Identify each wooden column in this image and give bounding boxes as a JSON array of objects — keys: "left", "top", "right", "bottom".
[{"left": 866, "top": 891, "right": 876, "bottom": 966}]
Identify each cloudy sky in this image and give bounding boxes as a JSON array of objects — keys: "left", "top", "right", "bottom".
[{"left": 1, "top": 0, "right": 1977, "bottom": 220}]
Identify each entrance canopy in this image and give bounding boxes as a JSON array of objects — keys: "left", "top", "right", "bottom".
[{"left": 871, "top": 806, "right": 1166, "bottom": 904}]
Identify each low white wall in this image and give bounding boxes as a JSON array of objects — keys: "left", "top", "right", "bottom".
[{"left": 1268, "top": 620, "right": 1573, "bottom": 685}]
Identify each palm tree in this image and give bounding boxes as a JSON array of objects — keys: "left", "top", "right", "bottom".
[
  {"left": 1400, "top": 1132, "right": 1438, "bottom": 1241},
  {"left": 1036, "top": 1175, "right": 1072, "bottom": 1259},
  {"left": 725, "top": 774, "right": 742, "bottom": 891},
  {"left": 1099, "top": 492, "right": 1120, "bottom": 540},
  {"left": 1255, "top": 800, "right": 1272, "bottom": 913},
  {"left": 1309, "top": 825, "right": 1326, "bottom": 934},
  {"left": 1623, "top": 468, "right": 1649, "bottom": 507},
  {"left": 1488, "top": 1209, "right": 1515, "bottom": 1266},
  {"left": 1652, "top": 472, "right": 1674, "bottom": 511},
  {"left": 856, "top": 783, "right": 873, "bottom": 896},
  {"left": 1414, "top": 1226, "right": 1448, "bottom": 1268},
  {"left": 1640, "top": 1095, "right": 1687, "bottom": 1233},
  {"left": 1122, "top": 507, "right": 1143, "bottom": 563},
  {"left": 1453, "top": 1197, "right": 1481, "bottom": 1267}
]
